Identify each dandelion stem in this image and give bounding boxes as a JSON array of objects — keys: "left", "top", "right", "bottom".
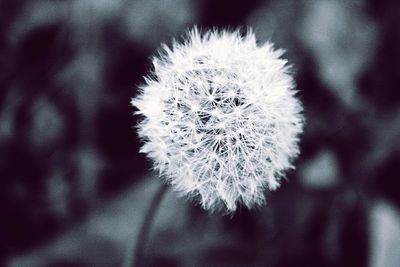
[{"left": 124, "top": 182, "right": 168, "bottom": 267}]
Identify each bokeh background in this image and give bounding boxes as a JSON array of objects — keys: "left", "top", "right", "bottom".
[{"left": 1, "top": 0, "right": 400, "bottom": 266}]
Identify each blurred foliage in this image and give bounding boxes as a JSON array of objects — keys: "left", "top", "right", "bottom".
[{"left": 1, "top": 0, "right": 400, "bottom": 266}]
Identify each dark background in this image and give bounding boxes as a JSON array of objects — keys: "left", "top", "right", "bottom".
[{"left": 1, "top": 0, "right": 400, "bottom": 266}]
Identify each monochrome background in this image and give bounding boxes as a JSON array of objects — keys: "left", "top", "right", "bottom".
[{"left": 1, "top": 0, "right": 399, "bottom": 266}]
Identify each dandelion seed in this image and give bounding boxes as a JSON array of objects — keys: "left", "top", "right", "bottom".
[{"left": 132, "top": 27, "right": 304, "bottom": 213}]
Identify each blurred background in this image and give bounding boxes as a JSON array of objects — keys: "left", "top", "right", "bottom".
[{"left": 1, "top": 0, "right": 400, "bottom": 266}]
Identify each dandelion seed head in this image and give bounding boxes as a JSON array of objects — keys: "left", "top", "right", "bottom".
[{"left": 132, "top": 27, "right": 304, "bottom": 213}]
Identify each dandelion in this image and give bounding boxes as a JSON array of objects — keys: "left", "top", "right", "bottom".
[{"left": 132, "top": 27, "right": 304, "bottom": 213}]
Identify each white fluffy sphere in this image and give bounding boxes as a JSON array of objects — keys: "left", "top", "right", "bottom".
[{"left": 132, "top": 28, "right": 304, "bottom": 213}]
